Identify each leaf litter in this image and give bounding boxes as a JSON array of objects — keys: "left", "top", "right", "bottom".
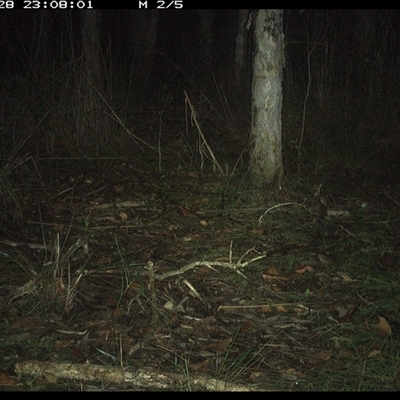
[{"left": 0, "top": 158, "right": 400, "bottom": 391}]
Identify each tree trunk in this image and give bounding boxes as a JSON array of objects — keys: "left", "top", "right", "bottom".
[
  {"left": 130, "top": 10, "right": 159, "bottom": 92},
  {"left": 250, "top": 10, "right": 284, "bottom": 192},
  {"left": 142, "top": 10, "right": 159, "bottom": 90},
  {"left": 234, "top": 9, "right": 249, "bottom": 90},
  {"left": 79, "top": 9, "right": 106, "bottom": 152},
  {"left": 199, "top": 10, "right": 214, "bottom": 69}
]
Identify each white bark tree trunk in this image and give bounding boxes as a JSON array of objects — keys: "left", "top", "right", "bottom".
[{"left": 250, "top": 10, "right": 285, "bottom": 192}]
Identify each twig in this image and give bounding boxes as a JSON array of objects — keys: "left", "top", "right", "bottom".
[
  {"left": 129, "top": 261, "right": 160, "bottom": 357},
  {"left": 258, "top": 202, "right": 315, "bottom": 224},
  {"left": 379, "top": 184, "right": 400, "bottom": 206},
  {"left": 184, "top": 91, "right": 225, "bottom": 177},
  {"left": 145, "top": 249, "right": 266, "bottom": 282},
  {"left": 146, "top": 261, "right": 159, "bottom": 327}
]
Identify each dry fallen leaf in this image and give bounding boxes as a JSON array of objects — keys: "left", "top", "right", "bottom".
[
  {"left": 335, "top": 305, "right": 348, "bottom": 318},
  {"left": 376, "top": 316, "right": 392, "bottom": 337},
  {"left": 367, "top": 350, "right": 382, "bottom": 359},
  {"left": 257, "top": 305, "right": 272, "bottom": 313},
  {"left": 262, "top": 274, "right": 288, "bottom": 281},
  {"left": 97, "top": 257, "right": 111, "bottom": 263},
  {"left": 53, "top": 339, "right": 74, "bottom": 350},
  {"left": 276, "top": 305, "right": 289, "bottom": 313},
  {"left": 267, "top": 265, "right": 280, "bottom": 276},
  {"left": 181, "top": 207, "right": 195, "bottom": 217},
  {"left": 336, "top": 271, "right": 354, "bottom": 282},
  {"left": 190, "top": 359, "right": 209, "bottom": 371},
  {"left": 205, "top": 337, "right": 232, "bottom": 351},
  {"left": 250, "top": 229, "right": 264, "bottom": 235},
  {"left": 338, "top": 313, "right": 354, "bottom": 323},
  {"left": 118, "top": 211, "right": 128, "bottom": 221},
  {"left": 295, "top": 266, "right": 314, "bottom": 274},
  {"left": 314, "top": 351, "right": 331, "bottom": 361},
  {"left": 317, "top": 254, "right": 333, "bottom": 265},
  {"left": 11, "top": 317, "right": 38, "bottom": 329},
  {"left": 0, "top": 370, "right": 18, "bottom": 385},
  {"left": 285, "top": 368, "right": 306, "bottom": 379},
  {"left": 112, "top": 185, "right": 124, "bottom": 193},
  {"left": 44, "top": 372, "right": 58, "bottom": 384}
]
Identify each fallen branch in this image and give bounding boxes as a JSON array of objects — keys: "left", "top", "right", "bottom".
[
  {"left": 146, "top": 253, "right": 266, "bottom": 282},
  {"left": 14, "top": 360, "right": 271, "bottom": 391}
]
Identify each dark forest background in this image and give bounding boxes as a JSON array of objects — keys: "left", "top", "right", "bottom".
[{"left": 1, "top": 9, "right": 400, "bottom": 212}]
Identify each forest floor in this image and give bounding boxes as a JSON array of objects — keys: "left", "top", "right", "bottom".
[{"left": 1, "top": 150, "right": 400, "bottom": 391}]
